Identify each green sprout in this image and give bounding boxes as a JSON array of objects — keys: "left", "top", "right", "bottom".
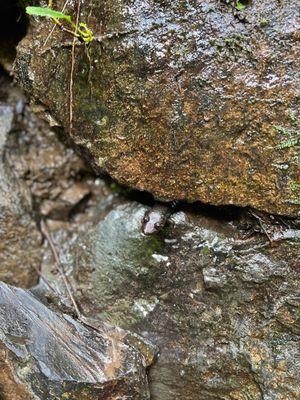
[
  {"left": 26, "top": 6, "right": 94, "bottom": 43},
  {"left": 236, "top": 1, "right": 246, "bottom": 11}
]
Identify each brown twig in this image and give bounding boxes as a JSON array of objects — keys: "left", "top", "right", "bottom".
[
  {"left": 40, "top": 219, "right": 81, "bottom": 318},
  {"left": 40, "top": 40, "right": 81, "bottom": 55},
  {"left": 249, "top": 210, "right": 273, "bottom": 243},
  {"left": 40, "top": 220, "right": 107, "bottom": 334},
  {"left": 43, "top": 0, "right": 70, "bottom": 47},
  {"left": 33, "top": 263, "right": 57, "bottom": 294},
  {"left": 68, "top": 0, "right": 81, "bottom": 134}
]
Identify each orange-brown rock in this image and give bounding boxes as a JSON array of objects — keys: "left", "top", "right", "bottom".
[{"left": 14, "top": 0, "right": 300, "bottom": 216}]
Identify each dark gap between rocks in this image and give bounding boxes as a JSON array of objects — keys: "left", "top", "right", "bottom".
[{"left": 0, "top": 2, "right": 27, "bottom": 69}]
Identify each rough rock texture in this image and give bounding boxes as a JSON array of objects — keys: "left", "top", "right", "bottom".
[
  {"left": 0, "top": 282, "right": 151, "bottom": 400},
  {"left": 14, "top": 0, "right": 300, "bottom": 216},
  {"left": 5, "top": 99, "right": 93, "bottom": 221},
  {"left": 41, "top": 201, "right": 300, "bottom": 400},
  {"left": 0, "top": 75, "right": 41, "bottom": 287}
]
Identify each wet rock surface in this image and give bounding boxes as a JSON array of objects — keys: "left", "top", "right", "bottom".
[
  {"left": 6, "top": 102, "right": 93, "bottom": 221},
  {"left": 0, "top": 3, "right": 299, "bottom": 398},
  {"left": 0, "top": 70, "right": 155, "bottom": 399},
  {"left": 41, "top": 202, "right": 300, "bottom": 400},
  {"left": 0, "top": 281, "right": 151, "bottom": 399},
  {"left": 0, "top": 75, "right": 41, "bottom": 287},
  {"left": 15, "top": 0, "right": 300, "bottom": 216}
]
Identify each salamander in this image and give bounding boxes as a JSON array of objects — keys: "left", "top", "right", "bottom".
[{"left": 142, "top": 201, "right": 178, "bottom": 235}]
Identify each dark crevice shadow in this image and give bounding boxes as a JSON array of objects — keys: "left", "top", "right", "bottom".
[{"left": 0, "top": 2, "right": 28, "bottom": 67}]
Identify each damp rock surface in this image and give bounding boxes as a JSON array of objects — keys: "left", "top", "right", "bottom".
[
  {"left": 15, "top": 0, "right": 300, "bottom": 216},
  {"left": 42, "top": 202, "right": 300, "bottom": 400},
  {"left": 0, "top": 75, "right": 41, "bottom": 288},
  {"left": 0, "top": 281, "right": 151, "bottom": 400}
]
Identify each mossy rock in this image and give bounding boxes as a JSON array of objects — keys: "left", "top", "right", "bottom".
[{"left": 14, "top": 0, "right": 300, "bottom": 216}]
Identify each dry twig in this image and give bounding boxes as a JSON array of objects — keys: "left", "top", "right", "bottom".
[
  {"left": 33, "top": 263, "right": 57, "bottom": 294},
  {"left": 68, "top": 0, "right": 81, "bottom": 134},
  {"left": 43, "top": 0, "right": 70, "bottom": 47},
  {"left": 40, "top": 219, "right": 81, "bottom": 318},
  {"left": 249, "top": 210, "right": 273, "bottom": 243}
]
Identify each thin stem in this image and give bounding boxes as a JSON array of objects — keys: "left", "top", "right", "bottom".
[
  {"left": 40, "top": 219, "right": 81, "bottom": 318},
  {"left": 33, "top": 263, "right": 57, "bottom": 294},
  {"left": 250, "top": 210, "right": 273, "bottom": 243},
  {"left": 43, "top": 0, "right": 70, "bottom": 47},
  {"left": 68, "top": 0, "right": 81, "bottom": 134},
  {"left": 54, "top": 18, "right": 81, "bottom": 38}
]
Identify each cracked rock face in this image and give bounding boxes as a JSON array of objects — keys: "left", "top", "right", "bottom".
[
  {"left": 14, "top": 0, "right": 300, "bottom": 216},
  {"left": 41, "top": 202, "right": 300, "bottom": 399},
  {"left": 0, "top": 282, "right": 151, "bottom": 400},
  {"left": 0, "top": 76, "right": 41, "bottom": 288}
]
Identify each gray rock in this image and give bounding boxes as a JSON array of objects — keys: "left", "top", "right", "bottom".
[
  {"left": 0, "top": 281, "right": 151, "bottom": 400},
  {"left": 0, "top": 76, "right": 41, "bottom": 287},
  {"left": 41, "top": 202, "right": 300, "bottom": 399},
  {"left": 0, "top": 104, "right": 14, "bottom": 146}
]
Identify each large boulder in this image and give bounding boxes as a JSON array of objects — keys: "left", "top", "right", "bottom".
[
  {"left": 41, "top": 201, "right": 300, "bottom": 400},
  {"left": 14, "top": 0, "right": 300, "bottom": 216},
  {"left": 0, "top": 282, "right": 151, "bottom": 399}
]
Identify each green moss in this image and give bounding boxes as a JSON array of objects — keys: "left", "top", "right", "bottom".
[
  {"left": 260, "top": 18, "right": 269, "bottom": 27},
  {"left": 201, "top": 246, "right": 211, "bottom": 255},
  {"left": 275, "top": 125, "right": 300, "bottom": 149},
  {"left": 215, "top": 33, "right": 252, "bottom": 60},
  {"left": 289, "top": 180, "right": 300, "bottom": 203},
  {"left": 289, "top": 110, "right": 299, "bottom": 125},
  {"left": 109, "top": 181, "right": 135, "bottom": 196}
]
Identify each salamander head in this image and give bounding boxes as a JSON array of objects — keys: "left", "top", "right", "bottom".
[{"left": 142, "top": 209, "right": 166, "bottom": 235}]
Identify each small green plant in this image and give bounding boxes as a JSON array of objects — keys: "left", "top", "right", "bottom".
[
  {"left": 26, "top": 6, "right": 94, "bottom": 43},
  {"left": 215, "top": 33, "right": 252, "bottom": 60},
  {"left": 290, "top": 181, "right": 300, "bottom": 193},
  {"left": 26, "top": 6, "right": 72, "bottom": 22},
  {"left": 26, "top": 3, "right": 96, "bottom": 134},
  {"left": 260, "top": 18, "right": 269, "bottom": 27},
  {"left": 286, "top": 180, "right": 300, "bottom": 205},
  {"left": 277, "top": 137, "right": 300, "bottom": 149},
  {"left": 221, "top": 0, "right": 248, "bottom": 12},
  {"left": 236, "top": 1, "right": 246, "bottom": 11},
  {"left": 275, "top": 126, "right": 300, "bottom": 149},
  {"left": 289, "top": 110, "right": 299, "bottom": 126}
]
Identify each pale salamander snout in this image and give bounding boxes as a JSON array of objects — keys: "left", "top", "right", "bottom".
[{"left": 142, "top": 208, "right": 167, "bottom": 235}]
